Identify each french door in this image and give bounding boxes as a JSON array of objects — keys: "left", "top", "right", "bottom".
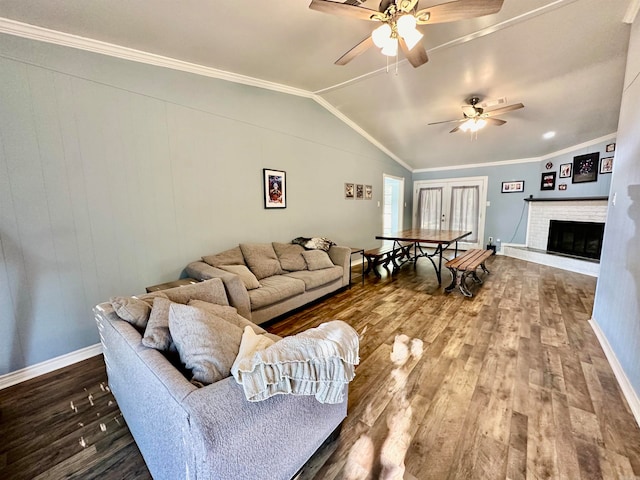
[{"left": 413, "top": 176, "right": 487, "bottom": 250}]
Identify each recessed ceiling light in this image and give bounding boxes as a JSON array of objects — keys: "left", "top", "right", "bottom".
[{"left": 543, "top": 131, "right": 556, "bottom": 139}]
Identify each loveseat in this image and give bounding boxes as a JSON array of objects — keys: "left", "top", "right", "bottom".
[
  {"left": 185, "top": 241, "right": 351, "bottom": 324},
  {"left": 95, "top": 278, "right": 348, "bottom": 480}
]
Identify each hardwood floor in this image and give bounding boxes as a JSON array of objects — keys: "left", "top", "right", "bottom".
[{"left": 2, "top": 255, "right": 639, "bottom": 479}]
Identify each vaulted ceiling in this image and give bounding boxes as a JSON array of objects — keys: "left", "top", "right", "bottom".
[{"left": 0, "top": 0, "right": 635, "bottom": 170}]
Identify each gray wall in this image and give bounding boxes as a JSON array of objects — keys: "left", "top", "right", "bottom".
[
  {"left": 592, "top": 17, "right": 640, "bottom": 398},
  {"left": 0, "top": 34, "right": 411, "bottom": 375},
  {"left": 412, "top": 139, "right": 614, "bottom": 248}
]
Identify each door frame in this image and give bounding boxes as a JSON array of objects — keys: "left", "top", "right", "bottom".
[
  {"left": 383, "top": 173, "right": 405, "bottom": 234},
  {"left": 413, "top": 175, "right": 488, "bottom": 249}
]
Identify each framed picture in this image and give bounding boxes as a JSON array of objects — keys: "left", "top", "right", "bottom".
[
  {"left": 365, "top": 185, "right": 373, "bottom": 199},
  {"left": 559, "top": 183, "right": 567, "bottom": 191},
  {"left": 345, "top": 183, "right": 355, "bottom": 199},
  {"left": 501, "top": 180, "right": 525, "bottom": 193},
  {"left": 572, "top": 152, "right": 599, "bottom": 183},
  {"left": 356, "top": 184, "right": 364, "bottom": 200},
  {"left": 600, "top": 156, "right": 614, "bottom": 174},
  {"left": 559, "top": 163, "right": 572, "bottom": 178},
  {"left": 606, "top": 143, "right": 616, "bottom": 153},
  {"left": 541, "top": 172, "right": 556, "bottom": 190},
  {"left": 263, "top": 168, "right": 286, "bottom": 209}
]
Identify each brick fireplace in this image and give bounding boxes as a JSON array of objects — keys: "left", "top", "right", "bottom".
[{"left": 503, "top": 197, "right": 609, "bottom": 276}]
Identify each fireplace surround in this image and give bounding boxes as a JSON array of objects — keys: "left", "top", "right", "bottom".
[{"left": 547, "top": 220, "right": 605, "bottom": 260}]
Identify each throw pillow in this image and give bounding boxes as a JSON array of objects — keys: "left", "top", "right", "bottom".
[
  {"left": 217, "top": 265, "right": 261, "bottom": 290},
  {"left": 302, "top": 250, "right": 334, "bottom": 271},
  {"left": 168, "top": 303, "right": 244, "bottom": 385},
  {"left": 142, "top": 296, "right": 175, "bottom": 351},
  {"left": 272, "top": 242, "right": 307, "bottom": 271},
  {"left": 159, "top": 278, "right": 229, "bottom": 306},
  {"left": 188, "top": 299, "right": 267, "bottom": 335},
  {"left": 292, "top": 237, "right": 335, "bottom": 252},
  {"left": 110, "top": 296, "right": 151, "bottom": 328},
  {"left": 239, "top": 243, "right": 284, "bottom": 280},
  {"left": 201, "top": 246, "right": 245, "bottom": 267}
]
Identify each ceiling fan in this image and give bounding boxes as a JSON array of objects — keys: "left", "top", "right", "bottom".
[
  {"left": 428, "top": 96, "right": 525, "bottom": 133},
  {"left": 308, "top": 0, "right": 504, "bottom": 68}
]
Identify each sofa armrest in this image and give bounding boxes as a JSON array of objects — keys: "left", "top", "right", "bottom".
[
  {"left": 183, "top": 378, "right": 347, "bottom": 480},
  {"left": 185, "top": 261, "right": 252, "bottom": 320},
  {"left": 328, "top": 245, "right": 350, "bottom": 287}
]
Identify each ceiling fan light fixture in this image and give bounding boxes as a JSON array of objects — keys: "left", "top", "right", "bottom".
[
  {"left": 372, "top": 23, "right": 392, "bottom": 48},
  {"left": 397, "top": 15, "right": 423, "bottom": 50},
  {"left": 381, "top": 37, "right": 398, "bottom": 56},
  {"left": 460, "top": 118, "right": 487, "bottom": 133}
]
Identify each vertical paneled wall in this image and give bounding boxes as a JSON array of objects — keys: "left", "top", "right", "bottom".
[
  {"left": 593, "top": 17, "right": 640, "bottom": 398},
  {"left": 0, "top": 35, "right": 411, "bottom": 375}
]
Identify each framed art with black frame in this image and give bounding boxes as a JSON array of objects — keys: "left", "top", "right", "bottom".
[
  {"left": 263, "top": 168, "right": 286, "bottom": 208},
  {"left": 501, "top": 180, "right": 525, "bottom": 193},
  {"left": 541, "top": 172, "right": 556, "bottom": 190},
  {"left": 559, "top": 163, "right": 572, "bottom": 178},
  {"left": 572, "top": 153, "right": 599, "bottom": 183}
]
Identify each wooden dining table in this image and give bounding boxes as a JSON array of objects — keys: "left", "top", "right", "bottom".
[{"left": 375, "top": 229, "right": 472, "bottom": 284}]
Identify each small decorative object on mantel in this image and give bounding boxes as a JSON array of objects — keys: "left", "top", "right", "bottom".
[
  {"left": 559, "top": 183, "right": 568, "bottom": 191},
  {"left": 501, "top": 180, "right": 525, "bottom": 193},
  {"left": 356, "top": 184, "right": 364, "bottom": 200},
  {"left": 572, "top": 152, "right": 599, "bottom": 183},
  {"left": 559, "top": 163, "right": 572, "bottom": 178},
  {"left": 606, "top": 142, "right": 616, "bottom": 152},
  {"left": 345, "top": 183, "right": 355, "bottom": 199},
  {"left": 600, "top": 156, "right": 614, "bottom": 174},
  {"left": 365, "top": 185, "right": 373, "bottom": 200},
  {"left": 545, "top": 161, "right": 554, "bottom": 170},
  {"left": 263, "top": 168, "right": 286, "bottom": 209},
  {"left": 541, "top": 172, "right": 556, "bottom": 190}
]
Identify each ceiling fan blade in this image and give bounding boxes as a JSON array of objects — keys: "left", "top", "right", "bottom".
[
  {"left": 399, "top": 37, "right": 428, "bottom": 68},
  {"left": 450, "top": 125, "right": 462, "bottom": 133},
  {"left": 484, "top": 103, "right": 524, "bottom": 116},
  {"left": 309, "top": 0, "right": 379, "bottom": 21},
  {"left": 335, "top": 36, "right": 374, "bottom": 65},
  {"left": 485, "top": 117, "right": 506, "bottom": 126},
  {"left": 428, "top": 117, "right": 465, "bottom": 125},
  {"left": 461, "top": 105, "right": 477, "bottom": 117},
  {"left": 415, "top": 0, "right": 504, "bottom": 25}
]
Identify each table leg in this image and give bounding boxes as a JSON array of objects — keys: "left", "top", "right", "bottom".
[
  {"left": 436, "top": 244, "right": 443, "bottom": 284},
  {"left": 361, "top": 251, "right": 365, "bottom": 285}
]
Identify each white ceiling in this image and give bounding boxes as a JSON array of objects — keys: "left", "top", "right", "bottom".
[{"left": 0, "top": 0, "right": 635, "bottom": 170}]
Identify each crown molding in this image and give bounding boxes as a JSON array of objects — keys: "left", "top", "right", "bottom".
[
  {"left": 624, "top": 0, "right": 640, "bottom": 24},
  {"left": 0, "top": 18, "right": 313, "bottom": 98},
  {"left": 0, "top": 17, "right": 417, "bottom": 173},
  {"left": 413, "top": 132, "right": 617, "bottom": 173}
]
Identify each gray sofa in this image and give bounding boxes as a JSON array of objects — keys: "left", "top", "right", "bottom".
[
  {"left": 185, "top": 242, "right": 351, "bottom": 324},
  {"left": 94, "top": 277, "right": 347, "bottom": 480}
]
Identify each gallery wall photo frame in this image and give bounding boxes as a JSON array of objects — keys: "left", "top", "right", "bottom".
[
  {"left": 345, "top": 183, "right": 355, "bottom": 199},
  {"left": 501, "top": 180, "right": 525, "bottom": 193},
  {"left": 559, "top": 163, "right": 572, "bottom": 178},
  {"left": 572, "top": 152, "right": 599, "bottom": 183},
  {"left": 365, "top": 185, "right": 373, "bottom": 199},
  {"left": 356, "top": 184, "right": 364, "bottom": 200},
  {"left": 606, "top": 143, "right": 616, "bottom": 152},
  {"left": 600, "top": 156, "right": 614, "bottom": 174},
  {"left": 263, "top": 168, "right": 286, "bottom": 209},
  {"left": 541, "top": 172, "right": 556, "bottom": 190}
]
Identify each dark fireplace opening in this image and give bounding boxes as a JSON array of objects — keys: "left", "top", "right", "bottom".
[{"left": 547, "top": 220, "right": 605, "bottom": 261}]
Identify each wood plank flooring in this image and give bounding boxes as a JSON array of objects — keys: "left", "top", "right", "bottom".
[{"left": 2, "top": 255, "right": 639, "bottom": 479}]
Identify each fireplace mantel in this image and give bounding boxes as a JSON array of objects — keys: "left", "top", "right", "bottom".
[{"left": 524, "top": 196, "right": 609, "bottom": 202}]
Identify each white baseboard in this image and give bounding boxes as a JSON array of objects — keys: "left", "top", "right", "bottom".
[
  {"left": 497, "top": 243, "right": 526, "bottom": 255},
  {"left": 0, "top": 343, "right": 103, "bottom": 390},
  {"left": 589, "top": 318, "right": 640, "bottom": 428}
]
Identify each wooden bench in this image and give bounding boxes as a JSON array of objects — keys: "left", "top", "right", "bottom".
[
  {"left": 444, "top": 249, "right": 493, "bottom": 297},
  {"left": 364, "top": 242, "right": 413, "bottom": 278}
]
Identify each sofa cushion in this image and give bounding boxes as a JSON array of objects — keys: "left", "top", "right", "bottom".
[
  {"left": 168, "top": 303, "right": 244, "bottom": 385},
  {"left": 217, "top": 265, "right": 261, "bottom": 290},
  {"left": 202, "top": 246, "right": 245, "bottom": 267},
  {"left": 240, "top": 243, "right": 285, "bottom": 280},
  {"left": 143, "top": 278, "right": 229, "bottom": 306},
  {"left": 284, "top": 267, "right": 343, "bottom": 290},
  {"left": 248, "top": 275, "right": 305, "bottom": 310},
  {"left": 272, "top": 242, "right": 307, "bottom": 272},
  {"left": 142, "top": 296, "right": 176, "bottom": 351},
  {"left": 110, "top": 292, "right": 169, "bottom": 328},
  {"left": 301, "top": 250, "right": 334, "bottom": 271}
]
